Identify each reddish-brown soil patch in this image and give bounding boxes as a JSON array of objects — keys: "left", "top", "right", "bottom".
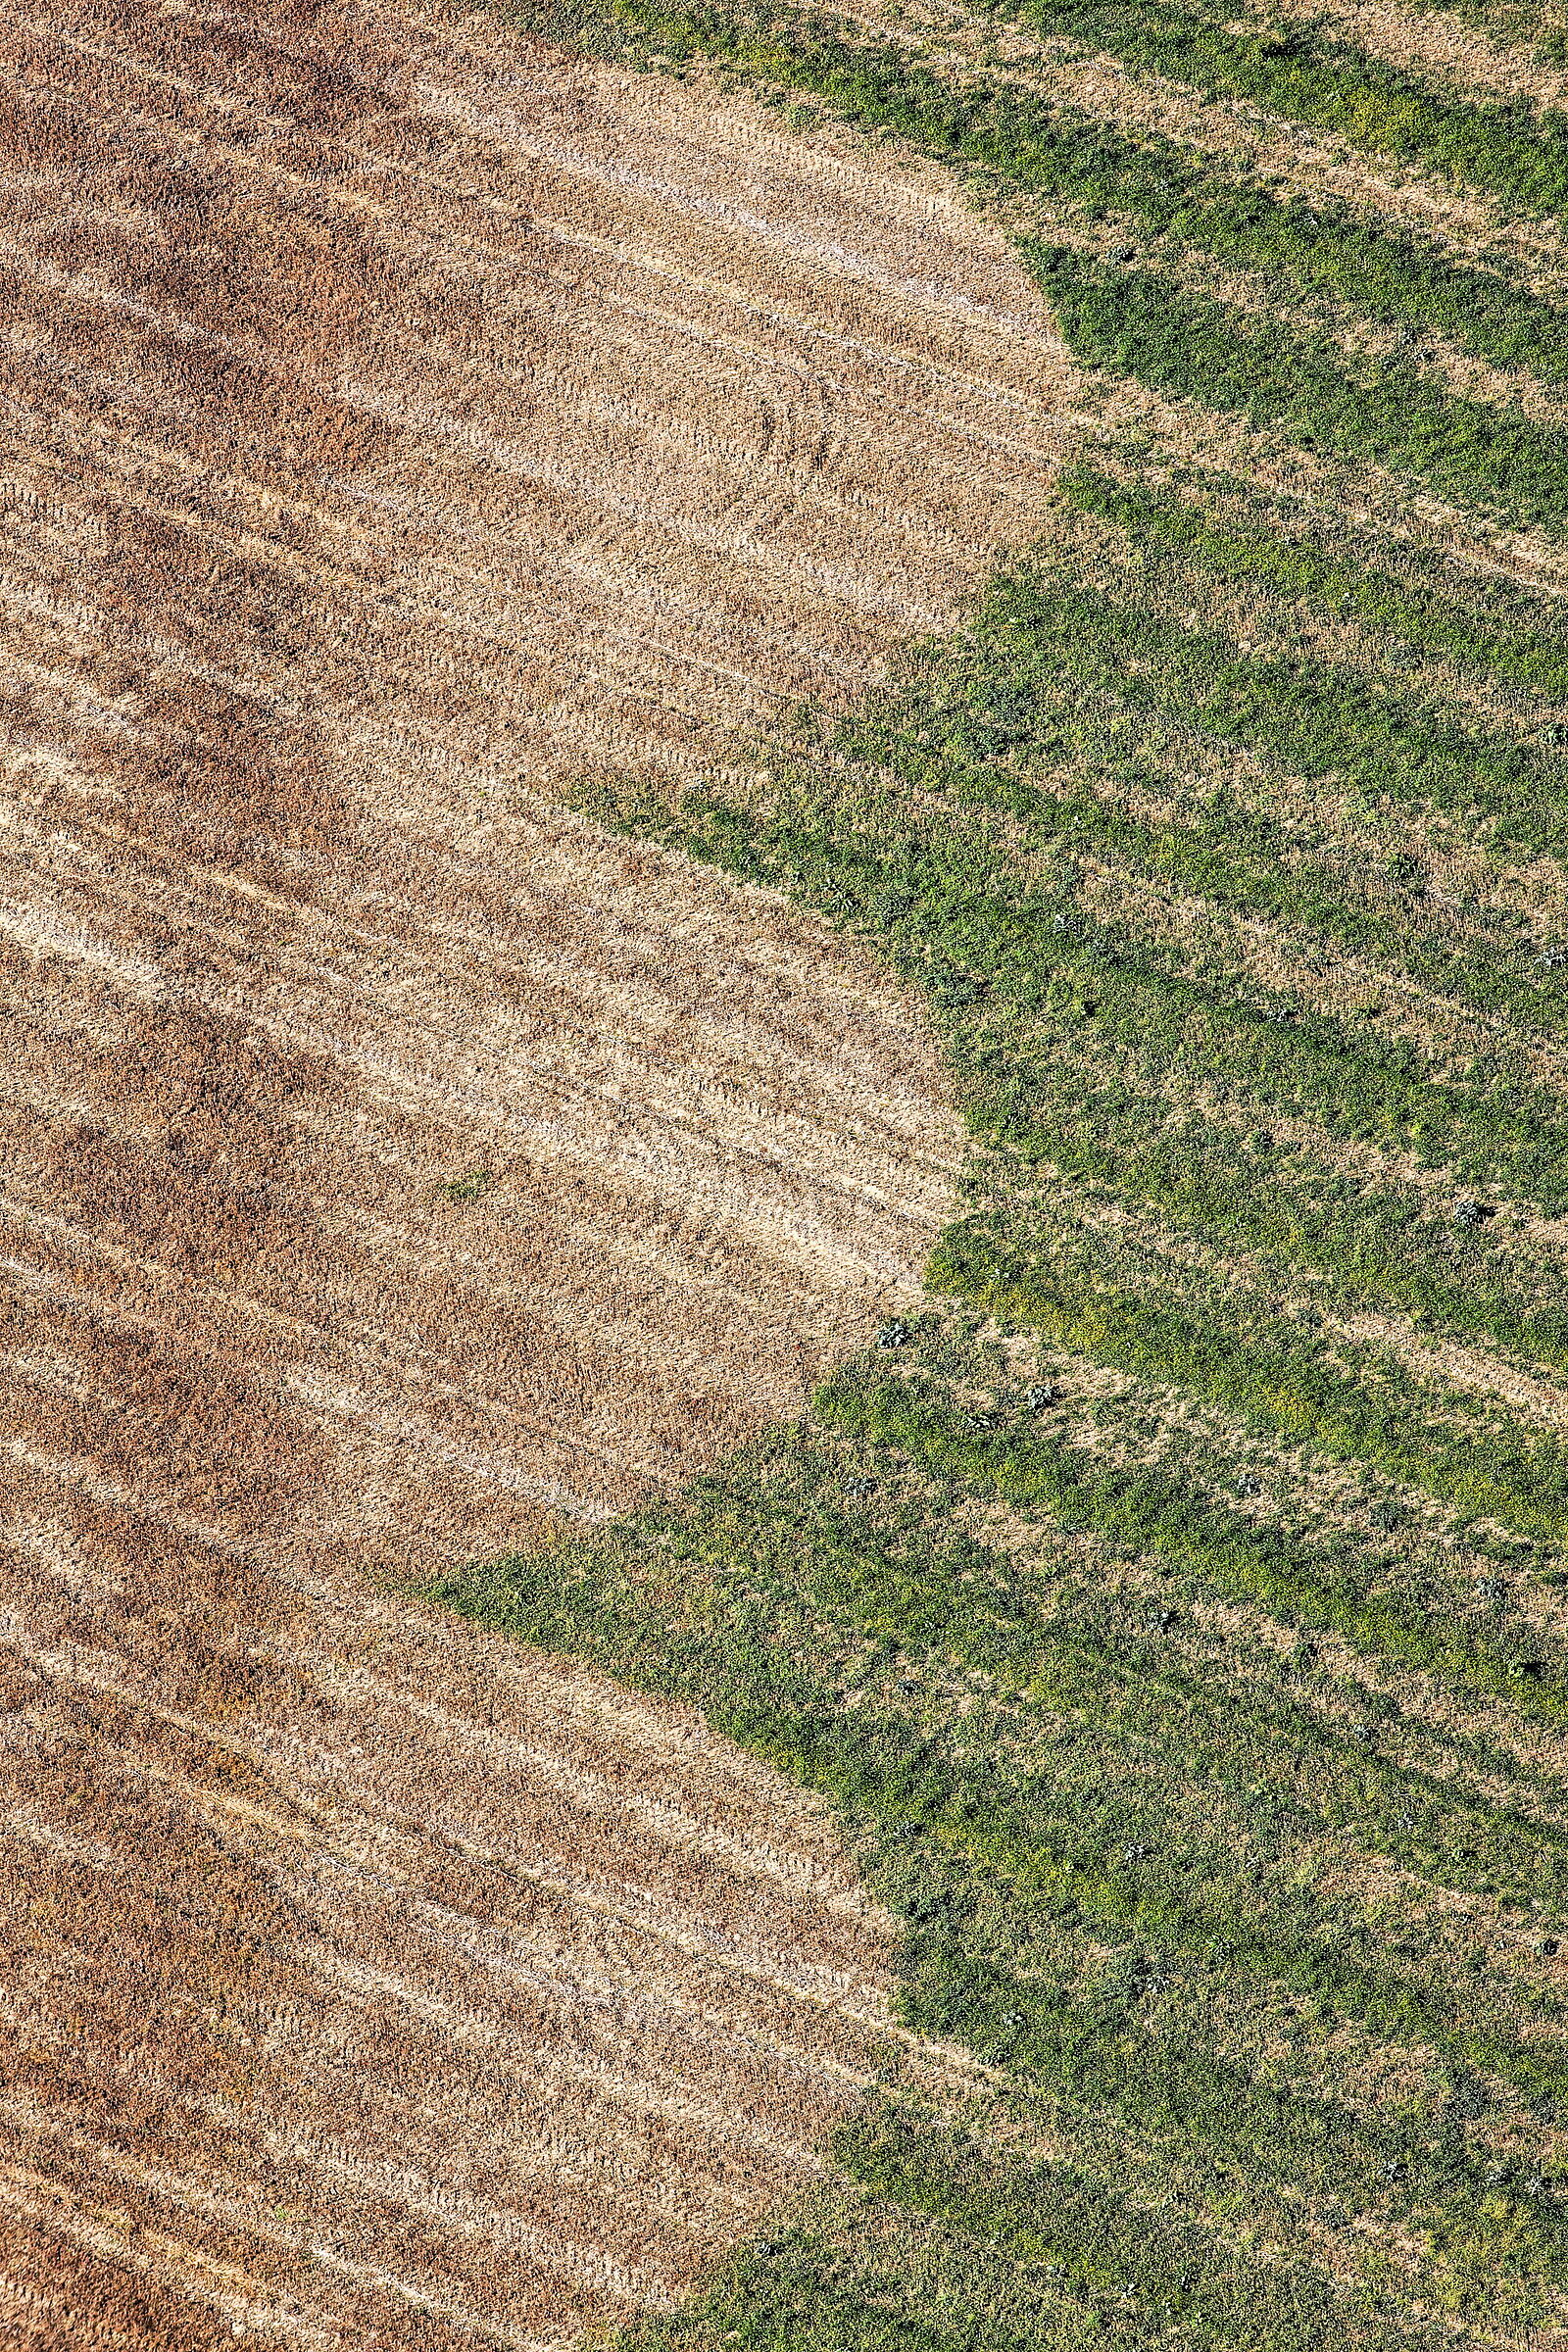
[{"left": 0, "top": 1, "right": 1069, "bottom": 2340}]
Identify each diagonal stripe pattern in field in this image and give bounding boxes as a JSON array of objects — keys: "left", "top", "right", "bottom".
[{"left": 0, "top": 1, "right": 1075, "bottom": 2343}]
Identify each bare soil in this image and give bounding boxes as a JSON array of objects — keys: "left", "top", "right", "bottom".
[{"left": 0, "top": 1, "right": 1075, "bottom": 2340}]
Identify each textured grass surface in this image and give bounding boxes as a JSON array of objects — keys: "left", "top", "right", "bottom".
[
  {"left": 450, "top": 0, "right": 1568, "bottom": 2340},
  {"left": 4, "top": 11, "right": 1037, "bottom": 2342}
]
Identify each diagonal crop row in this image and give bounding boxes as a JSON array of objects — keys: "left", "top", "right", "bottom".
[
  {"left": 1058, "top": 464, "right": 1568, "bottom": 701},
  {"left": 510, "top": 0, "right": 1568, "bottom": 524},
  {"left": 818, "top": 1370, "right": 1568, "bottom": 1712},
  {"left": 990, "top": 0, "right": 1568, "bottom": 215},
  {"left": 1022, "top": 248, "right": 1568, "bottom": 530}
]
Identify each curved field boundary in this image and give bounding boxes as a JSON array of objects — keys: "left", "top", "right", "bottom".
[{"left": 0, "top": 1, "right": 1077, "bottom": 2342}]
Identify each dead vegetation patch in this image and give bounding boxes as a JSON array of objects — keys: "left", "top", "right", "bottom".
[{"left": 0, "top": 0, "right": 1091, "bottom": 2338}]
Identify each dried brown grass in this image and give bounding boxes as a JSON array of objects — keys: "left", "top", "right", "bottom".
[{"left": 0, "top": 0, "right": 1080, "bottom": 2339}]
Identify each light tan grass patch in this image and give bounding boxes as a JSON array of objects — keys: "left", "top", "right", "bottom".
[{"left": 0, "top": 0, "right": 1090, "bottom": 2338}]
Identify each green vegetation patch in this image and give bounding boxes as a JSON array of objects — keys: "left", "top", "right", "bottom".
[
  {"left": 1060, "top": 465, "right": 1568, "bottom": 701},
  {"left": 819, "top": 1361, "right": 1568, "bottom": 1711},
  {"left": 1023, "top": 249, "right": 1568, "bottom": 530},
  {"left": 440, "top": 1321, "right": 1568, "bottom": 2340},
  {"left": 995, "top": 0, "right": 1568, "bottom": 216},
  {"left": 452, "top": 3, "right": 1568, "bottom": 2338}
]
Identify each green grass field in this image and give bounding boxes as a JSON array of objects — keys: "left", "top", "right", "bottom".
[{"left": 447, "top": 1, "right": 1568, "bottom": 2337}]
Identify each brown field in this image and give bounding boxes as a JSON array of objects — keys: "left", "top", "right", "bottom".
[{"left": 0, "top": 1, "right": 1073, "bottom": 2342}]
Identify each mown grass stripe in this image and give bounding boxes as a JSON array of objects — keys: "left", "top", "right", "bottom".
[
  {"left": 585, "top": 767, "right": 1556, "bottom": 1197},
  {"left": 809, "top": 1472, "right": 1568, "bottom": 1910},
  {"left": 1058, "top": 464, "right": 1568, "bottom": 699},
  {"left": 838, "top": 2057, "right": 1568, "bottom": 2324},
  {"left": 805, "top": 648, "right": 1568, "bottom": 1122},
  {"left": 870, "top": 731, "right": 1563, "bottom": 1054},
  {"left": 1022, "top": 247, "right": 1568, "bottom": 529},
  {"left": 835, "top": 2108, "right": 1358, "bottom": 2350},
  {"left": 1000, "top": 0, "right": 1568, "bottom": 215},
  {"left": 1020, "top": 1623, "right": 1568, "bottom": 1903},
  {"left": 566, "top": 795, "right": 1568, "bottom": 1592},
  {"left": 929, "top": 1211, "right": 1568, "bottom": 1546},
  {"left": 444, "top": 1289, "right": 1568, "bottom": 2303},
  {"left": 830, "top": 563, "right": 1568, "bottom": 876},
  {"left": 982, "top": 926, "right": 1568, "bottom": 1205},
  {"left": 579, "top": 767, "right": 1568, "bottom": 1397},
  {"left": 817, "top": 1372, "right": 1568, "bottom": 1716}
]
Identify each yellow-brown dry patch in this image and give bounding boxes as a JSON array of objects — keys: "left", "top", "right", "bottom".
[{"left": 0, "top": 0, "right": 1076, "bottom": 2342}]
